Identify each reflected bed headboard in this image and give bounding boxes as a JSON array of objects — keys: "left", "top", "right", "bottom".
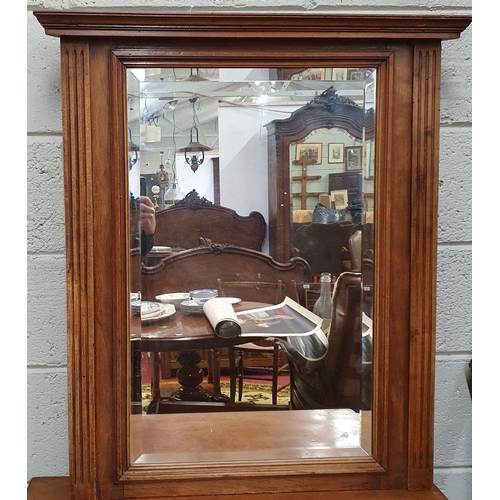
[
  {"left": 153, "top": 190, "right": 266, "bottom": 251},
  {"left": 141, "top": 244, "right": 311, "bottom": 305}
]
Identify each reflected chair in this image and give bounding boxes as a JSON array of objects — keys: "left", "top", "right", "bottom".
[
  {"left": 303, "top": 280, "right": 336, "bottom": 312},
  {"left": 217, "top": 279, "right": 284, "bottom": 304},
  {"left": 348, "top": 229, "right": 374, "bottom": 316},
  {"left": 348, "top": 230, "right": 362, "bottom": 272},
  {"left": 277, "top": 272, "right": 366, "bottom": 411},
  {"left": 217, "top": 278, "right": 293, "bottom": 404}
]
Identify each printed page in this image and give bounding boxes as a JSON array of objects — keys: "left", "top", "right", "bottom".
[
  {"left": 204, "top": 296, "right": 328, "bottom": 361},
  {"left": 236, "top": 296, "right": 324, "bottom": 338},
  {"left": 236, "top": 296, "right": 328, "bottom": 360}
]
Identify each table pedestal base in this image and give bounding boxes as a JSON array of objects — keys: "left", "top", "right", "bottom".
[
  {"left": 170, "top": 350, "right": 213, "bottom": 401},
  {"left": 146, "top": 349, "right": 230, "bottom": 414}
]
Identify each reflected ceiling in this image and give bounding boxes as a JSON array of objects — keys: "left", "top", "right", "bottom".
[{"left": 127, "top": 68, "right": 375, "bottom": 154}]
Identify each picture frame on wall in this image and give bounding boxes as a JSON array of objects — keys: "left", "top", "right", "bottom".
[
  {"left": 330, "top": 189, "right": 349, "bottom": 209},
  {"left": 328, "top": 143, "right": 344, "bottom": 163},
  {"left": 345, "top": 146, "right": 363, "bottom": 172},
  {"left": 295, "top": 143, "right": 322, "bottom": 164}
]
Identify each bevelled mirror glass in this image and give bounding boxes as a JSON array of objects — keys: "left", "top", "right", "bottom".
[{"left": 127, "top": 67, "right": 375, "bottom": 465}]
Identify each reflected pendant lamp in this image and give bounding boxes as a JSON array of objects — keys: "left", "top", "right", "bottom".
[{"left": 177, "top": 96, "right": 212, "bottom": 172}]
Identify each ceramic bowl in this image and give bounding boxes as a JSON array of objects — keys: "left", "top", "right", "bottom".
[
  {"left": 155, "top": 292, "right": 191, "bottom": 308},
  {"left": 189, "top": 289, "right": 218, "bottom": 305}
]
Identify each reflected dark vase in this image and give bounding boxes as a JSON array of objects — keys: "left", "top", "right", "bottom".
[{"left": 347, "top": 201, "right": 363, "bottom": 224}]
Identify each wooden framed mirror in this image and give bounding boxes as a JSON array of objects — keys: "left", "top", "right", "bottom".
[{"left": 33, "top": 10, "right": 470, "bottom": 500}]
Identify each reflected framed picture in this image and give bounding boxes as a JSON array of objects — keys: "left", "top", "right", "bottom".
[
  {"left": 291, "top": 68, "right": 325, "bottom": 81},
  {"left": 295, "top": 143, "right": 322, "bottom": 164},
  {"left": 330, "top": 189, "right": 349, "bottom": 209},
  {"left": 364, "top": 141, "right": 373, "bottom": 179},
  {"left": 345, "top": 146, "right": 363, "bottom": 172},
  {"left": 332, "top": 68, "right": 347, "bottom": 81},
  {"left": 298, "top": 68, "right": 325, "bottom": 80},
  {"left": 347, "top": 68, "right": 365, "bottom": 81},
  {"left": 328, "top": 143, "right": 344, "bottom": 163}
]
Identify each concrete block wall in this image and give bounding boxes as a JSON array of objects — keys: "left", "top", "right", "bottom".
[{"left": 26, "top": 1, "right": 472, "bottom": 499}]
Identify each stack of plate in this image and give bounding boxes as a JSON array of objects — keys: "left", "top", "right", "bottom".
[
  {"left": 130, "top": 292, "right": 142, "bottom": 315},
  {"left": 141, "top": 301, "right": 176, "bottom": 323},
  {"left": 180, "top": 300, "right": 205, "bottom": 314}
]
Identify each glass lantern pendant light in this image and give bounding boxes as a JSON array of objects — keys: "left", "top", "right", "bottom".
[
  {"left": 164, "top": 149, "right": 184, "bottom": 207},
  {"left": 177, "top": 96, "right": 212, "bottom": 172}
]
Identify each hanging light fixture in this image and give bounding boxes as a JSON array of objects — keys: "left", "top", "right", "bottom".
[
  {"left": 145, "top": 123, "right": 161, "bottom": 142},
  {"left": 177, "top": 96, "right": 212, "bottom": 173},
  {"left": 128, "top": 127, "right": 139, "bottom": 169},
  {"left": 182, "top": 68, "right": 209, "bottom": 82},
  {"left": 155, "top": 151, "right": 168, "bottom": 209},
  {"left": 141, "top": 97, "right": 162, "bottom": 143}
]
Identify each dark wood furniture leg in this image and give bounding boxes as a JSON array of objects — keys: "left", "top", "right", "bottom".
[
  {"left": 212, "top": 348, "right": 221, "bottom": 394},
  {"left": 159, "top": 352, "right": 172, "bottom": 379},
  {"left": 150, "top": 352, "right": 161, "bottom": 403},
  {"left": 131, "top": 344, "right": 142, "bottom": 414}
]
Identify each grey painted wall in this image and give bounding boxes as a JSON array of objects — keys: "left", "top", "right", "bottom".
[{"left": 27, "top": 1, "right": 472, "bottom": 499}]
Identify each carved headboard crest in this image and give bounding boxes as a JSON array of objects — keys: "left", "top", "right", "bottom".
[
  {"left": 308, "top": 86, "right": 358, "bottom": 111},
  {"left": 176, "top": 189, "right": 213, "bottom": 209},
  {"left": 198, "top": 239, "right": 235, "bottom": 254}
]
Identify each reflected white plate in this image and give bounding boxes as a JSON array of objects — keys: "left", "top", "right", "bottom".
[
  {"left": 156, "top": 292, "right": 191, "bottom": 308},
  {"left": 224, "top": 297, "right": 242, "bottom": 304},
  {"left": 150, "top": 246, "right": 173, "bottom": 253}
]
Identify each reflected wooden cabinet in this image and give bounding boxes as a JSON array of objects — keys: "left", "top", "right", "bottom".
[
  {"left": 33, "top": 10, "right": 470, "bottom": 500},
  {"left": 266, "top": 86, "right": 374, "bottom": 263}
]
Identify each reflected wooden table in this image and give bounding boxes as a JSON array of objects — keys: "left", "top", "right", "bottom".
[{"left": 132, "top": 301, "right": 265, "bottom": 413}]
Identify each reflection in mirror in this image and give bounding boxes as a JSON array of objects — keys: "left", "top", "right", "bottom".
[{"left": 127, "top": 68, "right": 374, "bottom": 465}]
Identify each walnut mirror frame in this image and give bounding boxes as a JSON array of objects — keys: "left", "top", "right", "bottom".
[{"left": 34, "top": 10, "right": 470, "bottom": 500}]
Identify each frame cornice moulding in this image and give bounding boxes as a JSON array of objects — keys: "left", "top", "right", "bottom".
[{"left": 35, "top": 10, "right": 471, "bottom": 40}]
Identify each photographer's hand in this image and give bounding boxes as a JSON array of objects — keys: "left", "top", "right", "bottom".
[{"left": 139, "top": 196, "right": 156, "bottom": 235}]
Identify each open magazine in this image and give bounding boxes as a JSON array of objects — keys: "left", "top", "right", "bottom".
[{"left": 203, "top": 296, "right": 328, "bottom": 361}]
